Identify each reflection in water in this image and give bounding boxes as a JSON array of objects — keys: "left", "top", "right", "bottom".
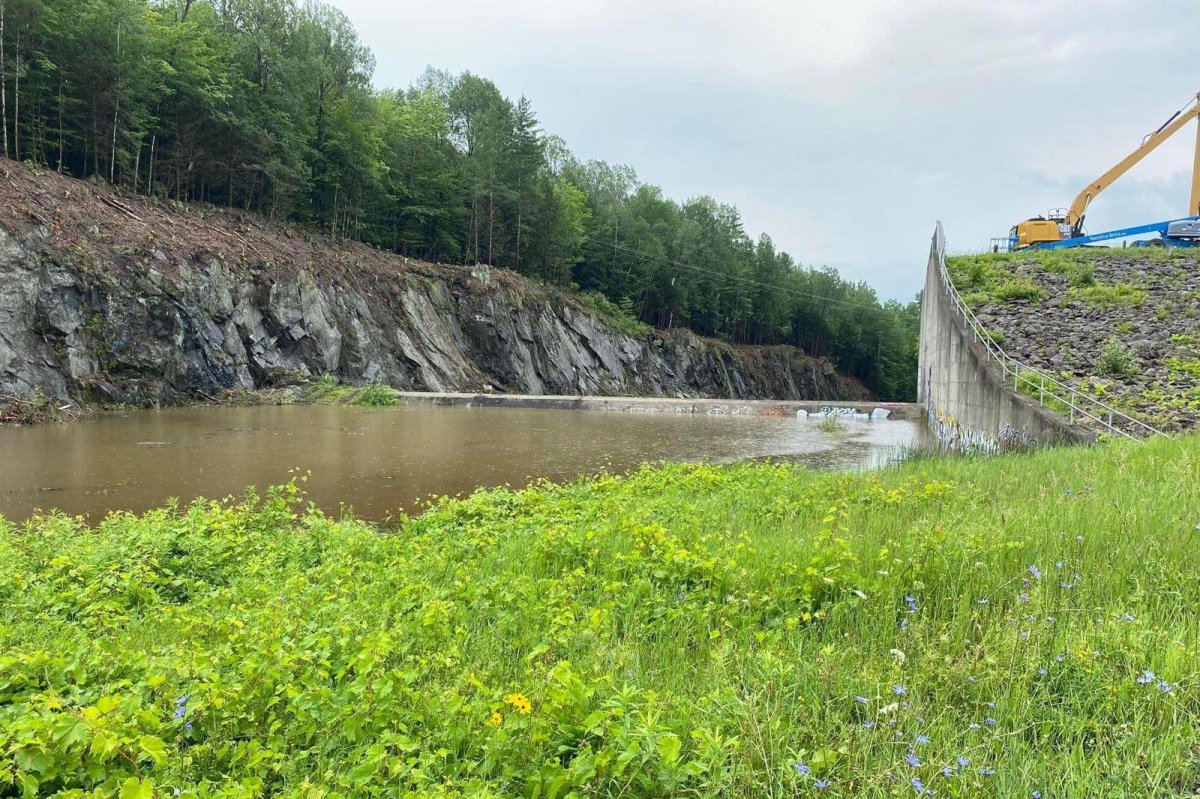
[{"left": 0, "top": 404, "right": 924, "bottom": 522}]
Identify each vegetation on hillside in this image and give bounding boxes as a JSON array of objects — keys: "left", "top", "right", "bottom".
[
  {"left": 3, "top": 436, "right": 1199, "bottom": 796},
  {"left": 0, "top": 0, "right": 917, "bottom": 400}
]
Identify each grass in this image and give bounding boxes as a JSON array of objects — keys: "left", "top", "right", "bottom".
[
  {"left": 1070, "top": 283, "right": 1148, "bottom": 307},
  {"left": 2, "top": 438, "right": 1200, "bottom": 797}
]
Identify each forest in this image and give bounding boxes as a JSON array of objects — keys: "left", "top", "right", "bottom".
[{"left": 0, "top": 0, "right": 919, "bottom": 400}]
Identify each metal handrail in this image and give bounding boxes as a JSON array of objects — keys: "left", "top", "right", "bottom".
[{"left": 933, "top": 224, "right": 1162, "bottom": 440}]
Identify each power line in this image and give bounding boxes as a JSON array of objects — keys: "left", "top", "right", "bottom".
[{"left": 583, "top": 234, "right": 890, "bottom": 312}]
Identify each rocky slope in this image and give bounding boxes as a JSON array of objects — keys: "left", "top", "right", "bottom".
[
  {"left": 0, "top": 161, "right": 869, "bottom": 411},
  {"left": 948, "top": 248, "right": 1200, "bottom": 432}
]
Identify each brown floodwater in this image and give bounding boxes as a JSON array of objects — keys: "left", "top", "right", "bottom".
[{"left": 0, "top": 404, "right": 924, "bottom": 522}]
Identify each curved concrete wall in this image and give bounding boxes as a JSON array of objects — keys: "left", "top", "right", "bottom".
[{"left": 917, "top": 225, "right": 1093, "bottom": 451}]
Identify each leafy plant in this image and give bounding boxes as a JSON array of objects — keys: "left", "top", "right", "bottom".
[
  {"left": 1097, "top": 336, "right": 1138, "bottom": 377},
  {"left": 352, "top": 384, "right": 400, "bottom": 406}
]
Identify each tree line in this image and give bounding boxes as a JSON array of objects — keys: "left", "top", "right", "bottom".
[{"left": 0, "top": 0, "right": 919, "bottom": 400}]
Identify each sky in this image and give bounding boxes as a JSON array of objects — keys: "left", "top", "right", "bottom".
[{"left": 327, "top": 0, "right": 1199, "bottom": 300}]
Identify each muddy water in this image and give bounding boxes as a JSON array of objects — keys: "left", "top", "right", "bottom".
[{"left": 0, "top": 404, "right": 924, "bottom": 522}]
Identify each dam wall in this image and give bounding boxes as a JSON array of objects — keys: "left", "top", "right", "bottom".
[{"left": 917, "top": 224, "right": 1094, "bottom": 451}]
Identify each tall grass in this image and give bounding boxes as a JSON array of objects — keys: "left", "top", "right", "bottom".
[{"left": 2, "top": 437, "right": 1198, "bottom": 796}]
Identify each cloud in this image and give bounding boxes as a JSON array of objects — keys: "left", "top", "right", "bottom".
[{"left": 328, "top": 0, "right": 1200, "bottom": 299}]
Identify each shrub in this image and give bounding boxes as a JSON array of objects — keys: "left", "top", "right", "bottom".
[
  {"left": 576, "top": 291, "right": 652, "bottom": 336},
  {"left": 1096, "top": 336, "right": 1138, "bottom": 377}
]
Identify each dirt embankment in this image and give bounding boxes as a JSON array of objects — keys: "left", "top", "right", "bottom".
[{"left": 0, "top": 160, "right": 870, "bottom": 416}]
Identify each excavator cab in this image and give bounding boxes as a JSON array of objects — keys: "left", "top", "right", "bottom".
[{"left": 1012, "top": 209, "right": 1067, "bottom": 249}]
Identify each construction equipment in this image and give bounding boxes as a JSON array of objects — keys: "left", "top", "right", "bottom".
[{"left": 1002, "top": 91, "right": 1200, "bottom": 251}]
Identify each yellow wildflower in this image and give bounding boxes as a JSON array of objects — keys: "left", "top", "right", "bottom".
[
  {"left": 505, "top": 692, "right": 532, "bottom": 715},
  {"left": 488, "top": 711, "right": 503, "bottom": 725}
]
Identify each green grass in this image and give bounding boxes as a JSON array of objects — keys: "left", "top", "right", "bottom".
[
  {"left": 351, "top": 384, "right": 401, "bottom": 407},
  {"left": 2, "top": 438, "right": 1200, "bottom": 797},
  {"left": 1070, "top": 283, "right": 1148, "bottom": 307}
]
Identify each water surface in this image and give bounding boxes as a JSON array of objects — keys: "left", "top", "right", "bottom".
[{"left": 0, "top": 404, "right": 922, "bottom": 522}]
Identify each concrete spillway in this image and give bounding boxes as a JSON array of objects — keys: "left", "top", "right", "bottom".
[{"left": 917, "top": 224, "right": 1092, "bottom": 451}]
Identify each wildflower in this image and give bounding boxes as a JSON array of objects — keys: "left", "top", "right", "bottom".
[
  {"left": 862, "top": 720, "right": 875, "bottom": 729},
  {"left": 969, "top": 723, "right": 981, "bottom": 731},
  {"left": 912, "top": 776, "right": 928, "bottom": 794},
  {"left": 173, "top": 694, "right": 189, "bottom": 720},
  {"left": 1038, "top": 668, "right": 1048, "bottom": 676},
  {"left": 905, "top": 752, "right": 921, "bottom": 767},
  {"left": 905, "top": 595, "right": 919, "bottom": 612},
  {"left": 1033, "top": 793, "right": 1042, "bottom": 799},
  {"left": 1029, "top": 565, "right": 1042, "bottom": 579},
  {"left": 915, "top": 734, "right": 931, "bottom": 745},
  {"left": 977, "top": 598, "right": 989, "bottom": 605},
  {"left": 1020, "top": 631, "right": 1030, "bottom": 640},
  {"left": 1055, "top": 561, "right": 1064, "bottom": 569},
  {"left": 1019, "top": 593, "right": 1030, "bottom": 603},
  {"left": 1059, "top": 581, "right": 1076, "bottom": 589},
  {"left": 984, "top": 717, "right": 996, "bottom": 727},
  {"left": 942, "top": 765, "right": 954, "bottom": 777},
  {"left": 893, "top": 684, "right": 907, "bottom": 696},
  {"left": 814, "top": 778, "right": 831, "bottom": 789},
  {"left": 504, "top": 692, "right": 532, "bottom": 715},
  {"left": 980, "top": 768, "right": 996, "bottom": 776},
  {"left": 956, "top": 756, "right": 970, "bottom": 768},
  {"left": 1076, "top": 535, "right": 1084, "bottom": 542},
  {"left": 488, "top": 712, "right": 503, "bottom": 725},
  {"left": 794, "top": 762, "right": 811, "bottom": 776},
  {"left": 1055, "top": 655, "right": 1064, "bottom": 663},
  {"left": 1157, "top": 681, "right": 1175, "bottom": 695},
  {"left": 1136, "top": 670, "right": 1156, "bottom": 685},
  {"left": 986, "top": 701, "right": 996, "bottom": 708},
  {"left": 855, "top": 695, "right": 870, "bottom": 704}
]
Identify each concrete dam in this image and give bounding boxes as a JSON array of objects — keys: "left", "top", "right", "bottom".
[{"left": 917, "top": 223, "right": 1159, "bottom": 451}]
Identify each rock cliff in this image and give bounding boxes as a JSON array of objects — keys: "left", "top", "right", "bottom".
[{"left": 0, "top": 162, "right": 870, "bottom": 409}]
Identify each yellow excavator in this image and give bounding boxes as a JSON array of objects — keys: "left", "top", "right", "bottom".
[{"left": 1008, "top": 91, "right": 1200, "bottom": 251}]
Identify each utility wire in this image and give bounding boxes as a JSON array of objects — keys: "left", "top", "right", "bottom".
[{"left": 583, "top": 234, "right": 894, "bottom": 312}]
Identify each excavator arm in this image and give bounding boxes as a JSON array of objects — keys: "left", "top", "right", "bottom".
[{"left": 1066, "top": 92, "right": 1200, "bottom": 237}]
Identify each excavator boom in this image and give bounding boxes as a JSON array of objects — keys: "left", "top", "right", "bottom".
[{"left": 1067, "top": 92, "right": 1200, "bottom": 236}]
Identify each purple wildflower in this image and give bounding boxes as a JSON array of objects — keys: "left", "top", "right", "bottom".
[
  {"left": 1157, "top": 681, "right": 1175, "bottom": 695},
  {"left": 855, "top": 695, "right": 869, "bottom": 704},
  {"left": 794, "top": 762, "right": 811, "bottom": 776},
  {"left": 984, "top": 717, "right": 996, "bottom": 727},
  {"left": 893, "top": 684, "right": 907, "bottom": 696},
  {"left": 1019, "top": 592, "right": 1029, "bottom": 603},
  {"left": 955, "top": 756, "right": 969, "bottom": 768},
  {"left": 1033, "top": 793, "right": 1042, "bottom": 799},
  {"left": 1136, "top": 669, "right": 1156, "bottom": 685},
  {"left": 814, "top": 779, "right": 831, "bottom": 789},
  {"left": 942, "top": 765, "right": 954, "bottom": 777},
  {"left": 980, "top": 768, "right": 996, "bottom": 776},
  {"left": 1029, "top": 565, "right": 1042, "bottom": 579},
  {"left": 862, "top": 720, "right": 875, "bottom": 729},
  {"left": 912, "top": 776, "right": 928, "bottom": 794},
  {"left": 916, "top": 734, "right": 931, "bottom": 745},
  {"left": 905, "top": 752, "right": 921, "bottom": 767},
  {"left": 969, "top": 723, "right": 981, "bottom": 731}
]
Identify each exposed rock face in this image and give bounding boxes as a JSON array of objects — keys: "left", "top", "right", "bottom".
[{"left": 0, "top": 166, "right": 869, "bottom": 408}]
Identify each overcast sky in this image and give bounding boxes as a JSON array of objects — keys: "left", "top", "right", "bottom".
[{"left": 327, "top": 0, "right": 1198, "bottom": 300}]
